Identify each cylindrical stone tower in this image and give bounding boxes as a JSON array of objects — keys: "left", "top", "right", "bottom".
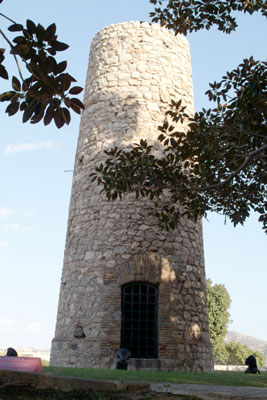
[{"left": 50, "top": 22, "right": 213, "bottom": 372}]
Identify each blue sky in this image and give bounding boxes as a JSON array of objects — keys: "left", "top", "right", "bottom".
[{"left": 0, "top": 1, "right": 266, "bottom": 350}]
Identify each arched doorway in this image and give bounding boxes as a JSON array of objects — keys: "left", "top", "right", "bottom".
[{"left": 121, "top": 282, "right": 158, "bottom": 358}]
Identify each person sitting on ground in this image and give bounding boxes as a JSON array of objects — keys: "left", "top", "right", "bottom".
[
  {"left": 6, "top": 347, "right": 18, "bottom": 357},
  {"left": 244, "top": 354, "right": 260, "bottom": 374}
]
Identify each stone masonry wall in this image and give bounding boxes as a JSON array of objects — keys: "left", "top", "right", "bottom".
[{"left": 50, "top": 22, "right": 213, "bottom": 372}]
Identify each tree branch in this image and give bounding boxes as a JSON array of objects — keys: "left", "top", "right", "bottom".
[
  {"left": 125, "top": 143, "right": 267, "bottom": 194},
  {"left": 0, "top": 12, "right": 17, "bottom": 25},
  {"left": 0, "top": 28, "right": 57, "bottom": 96},
  {"left": 184, "top": 143, "right": 267, "bottom": 192},
  {"left": 0, "top": 28, "right": 25, "bottom": 82}
]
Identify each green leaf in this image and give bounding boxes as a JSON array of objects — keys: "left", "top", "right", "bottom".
[
  {"left": 31, "top": 108, "right": 45, "bottom": 124},
  {"left": 45, "top": 23, "right": 56, "bottom": 42},
  {"left": 23, "top": 105, "right": 35, "bottom": 123},
  {"left": 51, "top": 40, "right": 69, "bottom": 52},
  {"left": 45, "top": 56, "right": 56, "bottom": 74},
  {"left": 0, "top": 91, "right": 15, "bottom": 101},
  {"left": 70, "top": 98, "right": 84, "bottom": 110},
  {"left": 0, "top": 65, "right": 8, "bottom": 80},
  {"left": 6, "top": 101, "right": 19, "bottom": 116},
  {"left": 69, "top": 86, "right": 83, "bottom": 95},
  {"left": 163, "top": 121, "right": 168, "bottom": 130},
  {"left": 38, "top": 49, "right": 47, "bottom": 63},
  {"left": 158, "top": 134, "right": 165, "bottom": 142},
  {"left": 0, "top": 49, "right": 5, "bottom": 62},
  {"left": 63, "top": 97, "right": 71, "bottom": 108},
  {"left": 170, "top": 138, "right": 177, "bottom": 147},
  {"left": 8, "top": 23, "right": 23, "bottom": 32},
  {"left": 20, "top": 101, "right": 27, "bottom": 111},
  {"left": 47, "top": 47, "right": 56, "bottom": 56},
  {"left": 58, "top": 74, "right": 72, "bottom": 91},
  {"left": 61, "top": 107, "right": 71, "bottom": 125},
  {"left": 12, "top": 76, "right": 21, "bottom": 91},
  {"left": 54, "top": 108, "right": 65, "bottom": 128},
  {"left": 36, "top": 23, "right": 46, "bottom": 42},
  {"left": 54, "top": 61, "right": 67, "bottom": 75},
  {"left": 26, "top": 19, "right": 37, "bottom": 34},
  {"left": 12, "top": 36, "right": 27, "bottom": 44},
  {"left": 44, "top": 105, "right": 55, "bottom": 126}
]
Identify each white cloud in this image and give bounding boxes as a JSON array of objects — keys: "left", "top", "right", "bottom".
[
  {"left": 0, "top": 208, "right": 13, "bottom": 220},
  {"left": 23, "top": 209, "right": 35, "bottom": 217},
  {"left": 0, "top": 319, "right": 12, "bottom": 327},
  {"left": 27, "top": 323, "right": 42, "bottom": 334},
  {"left": 0, "top": 319, "right": 15, "bottom": 333},
  {"left": 0, "top": 240, "right": 9, "bottom": 247},
  {"left": 4, "top": 223, "right": 34, "bottom": 232},
  {"left": 26, "top": 323, "right": 52, "bottom": 336},
  {"left": 0, "top": 208, "right": 35, "bottom": 220},
  {"left": 4, "top": 141, "right": 55, "bottom": 154}
]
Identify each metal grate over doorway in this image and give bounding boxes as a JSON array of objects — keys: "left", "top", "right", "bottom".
[{"left": 121, "top": 282, "right": 158, "bottom": 358}]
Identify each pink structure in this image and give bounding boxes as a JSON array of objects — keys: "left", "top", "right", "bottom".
[{"left": 0, "top": 357, "right": 42, "bottom": 373}]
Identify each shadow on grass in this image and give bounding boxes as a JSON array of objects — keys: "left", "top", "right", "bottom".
[{"left": 0, "top": 385, "right": 119, "bottom": 400}]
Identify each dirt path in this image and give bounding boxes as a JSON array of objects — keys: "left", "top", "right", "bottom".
[{"left": 0, "top": 385, "right": 198, "bottom": 400}]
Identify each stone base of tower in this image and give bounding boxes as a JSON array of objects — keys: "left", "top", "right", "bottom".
[{"left": 50, "top": 337, "right": 213, "bottom": 372}]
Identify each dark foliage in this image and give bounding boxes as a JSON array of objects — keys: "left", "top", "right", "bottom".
[
  {"left": 0, "top": 6, "right": 84, "bottom": 128},
  {"left": 92, "top": 3, "right": 267, "bottom": 232},
  {"left": 93, "top": 58, "right": 267, "bottom": 232},
  {"left": 149, "top": 0, "right": 267, "bottom": 35}
]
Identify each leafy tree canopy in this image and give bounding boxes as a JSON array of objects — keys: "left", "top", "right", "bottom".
[
  {"left": 93, "top": 1, "right": 267, "bottom": 233},
  {"left": 0, "top": 0, "right": 84, "bottom": 128},
  {"left": 207, "top": 279, "right": 231, "bottom": 361},
  {"left": 206, "top": 280, "right": 265, "bottom": 366},
  {"left": 149, "top": 0, "right": 267, "bottom": 35},
  {"left": 222, "top": 341, "right": 265, "bottom": 367}
]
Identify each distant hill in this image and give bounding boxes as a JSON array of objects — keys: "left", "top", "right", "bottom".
[
  {"left": 0, "top": 347, "right": 50, "bottom": 362},
  {"left": 225, "top": 331, "right": 267, "bottom": 364}
]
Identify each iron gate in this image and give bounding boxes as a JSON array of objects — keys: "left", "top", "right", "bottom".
[{"left": 121, "top": 282, "right": 158, "bottom": 358}]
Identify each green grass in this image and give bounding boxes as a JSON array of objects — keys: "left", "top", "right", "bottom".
[{"left": 43, "top": 367, "right": 267, "bottom": 388}]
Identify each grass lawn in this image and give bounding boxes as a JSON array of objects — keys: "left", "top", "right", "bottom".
[{"left": 43, "top": 367, "right": 267, "bottom": 388}]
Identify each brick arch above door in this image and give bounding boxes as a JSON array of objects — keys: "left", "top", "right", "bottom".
[{"left": 116, "top": 254, "right": 162, "bottom": 286}]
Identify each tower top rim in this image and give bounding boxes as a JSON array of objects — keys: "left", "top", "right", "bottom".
[{"left": 92, "top": 21, "right": 188, "bottom": 44}]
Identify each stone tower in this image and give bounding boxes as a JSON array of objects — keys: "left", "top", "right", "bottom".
[{"left": 50, "top": 22, "right": 213, "bottom": 372}]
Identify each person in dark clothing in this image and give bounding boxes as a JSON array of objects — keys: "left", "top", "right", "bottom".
[
  {"left": 6, "top": 347, "right": 17, "bottom": 357},
  {"left": 244, "top": 355, "right": 260, "bottom": 374}
]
